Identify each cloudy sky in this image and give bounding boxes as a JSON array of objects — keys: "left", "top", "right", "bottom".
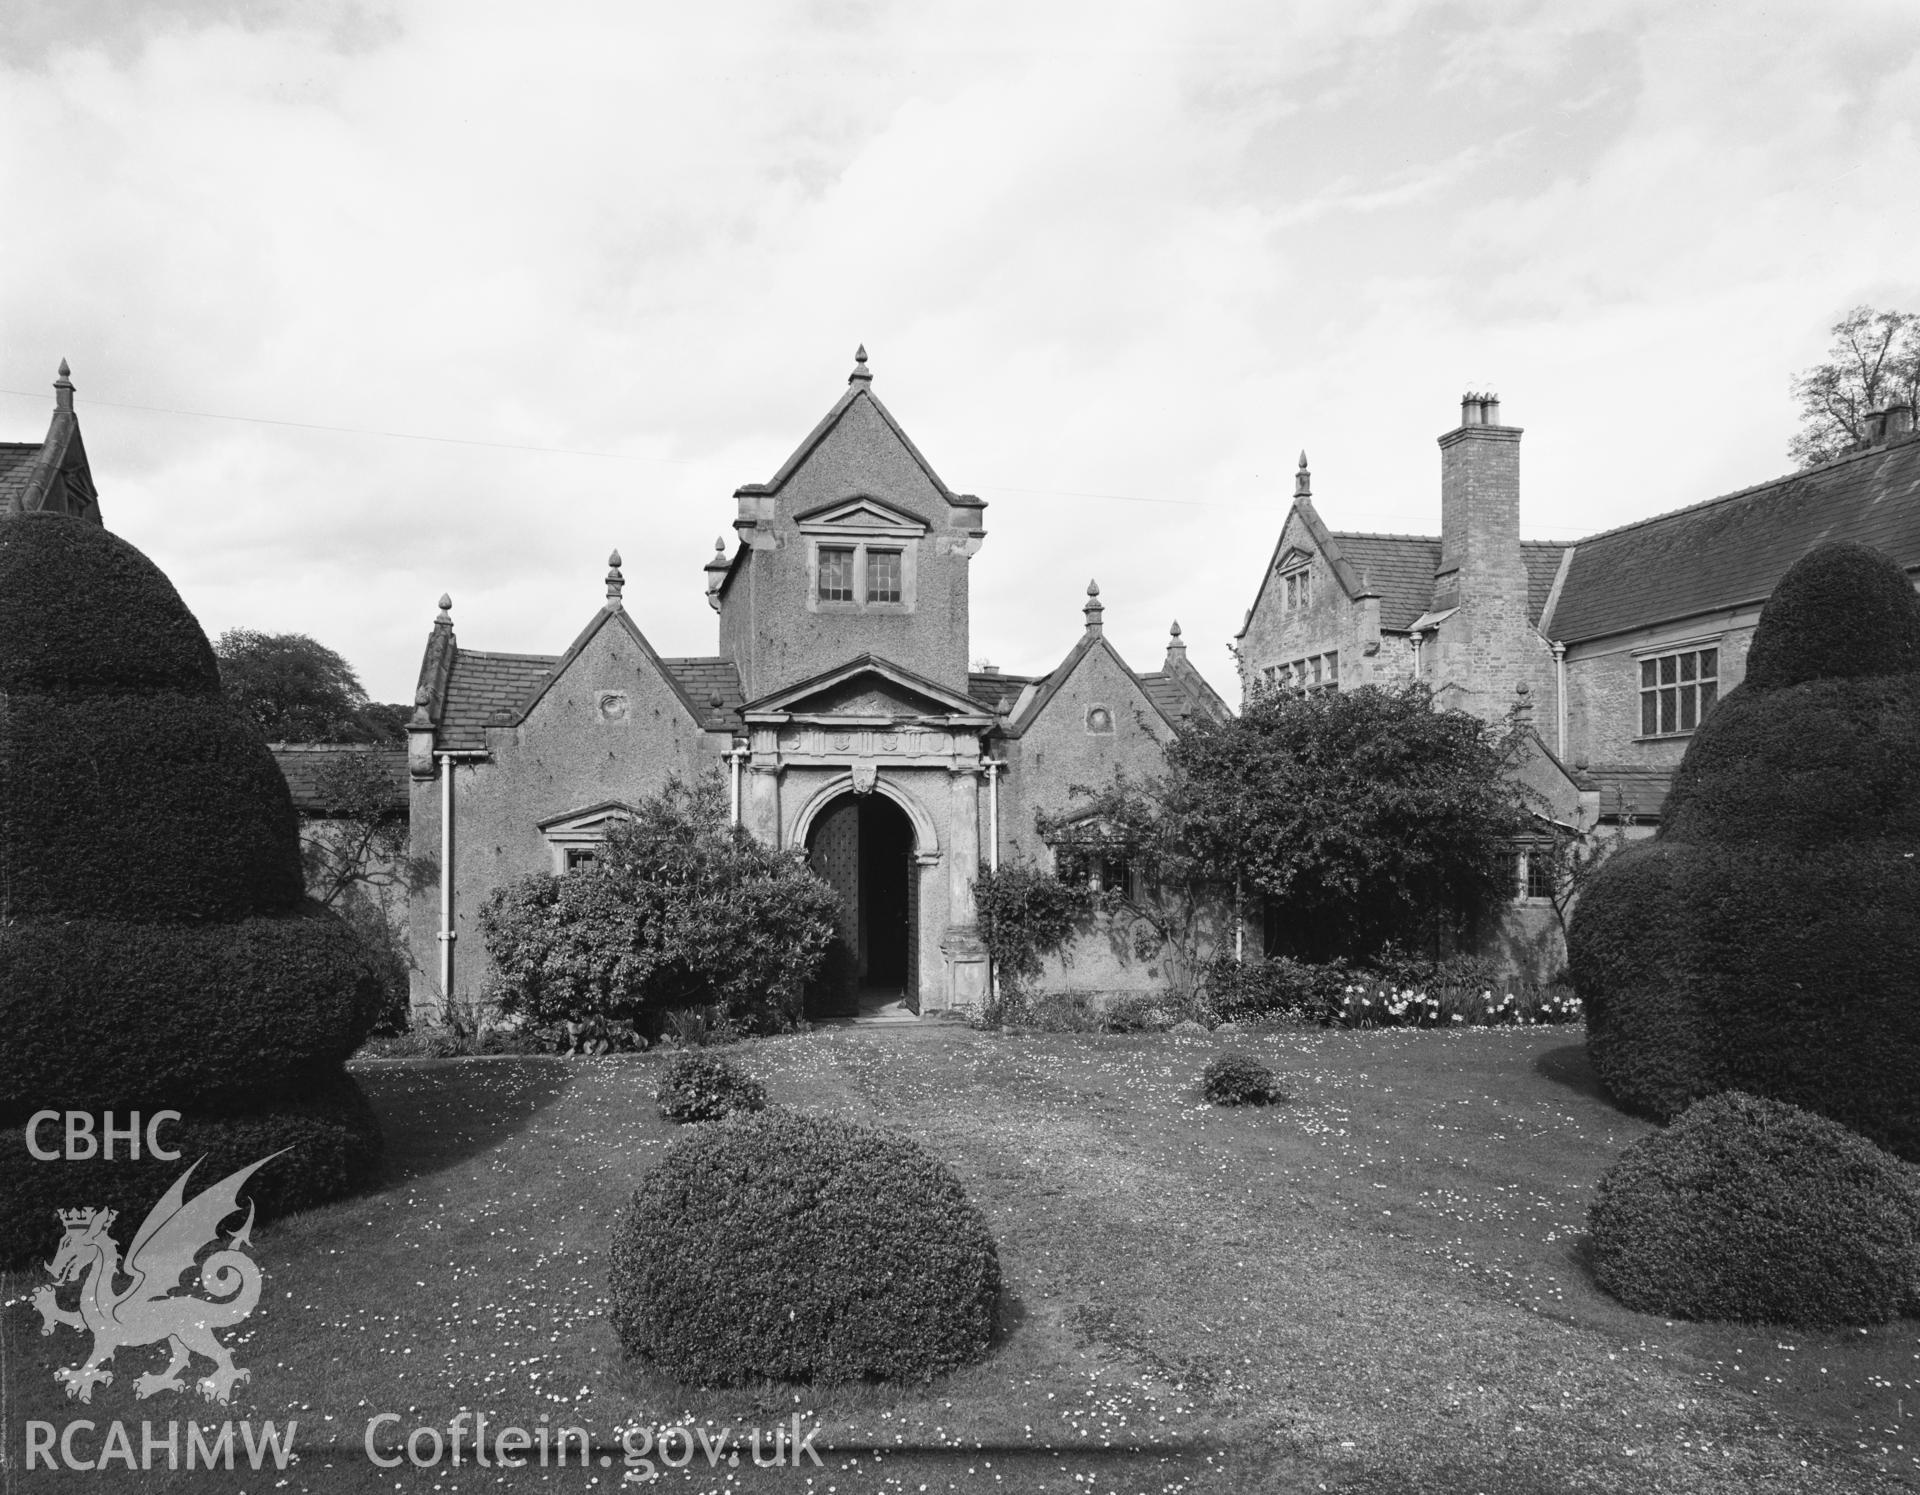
[{"left": 4, "top": 0, "right": 1916, "bottom": 704}]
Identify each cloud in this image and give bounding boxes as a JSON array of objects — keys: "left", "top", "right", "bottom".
[{"left": 2, "top": 0, "right": 1914, "bottom": 702}]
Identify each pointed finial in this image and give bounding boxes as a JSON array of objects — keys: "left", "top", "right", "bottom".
[
  {"left": 1294, "top": 450, "right": 1311, "bottom": 500},
  {"left": 1083, "top": 579, "right": 1105, "bottom": 636},
  {"left": 54, "top": 359, "right": 74, "bottom": 414},
  {"left": 1166, "top": 620, "right": 1187, "bottom": 661},
  {"left": 605, "top": 549, "right": 625, "bottom": 607},
  {"left": 434, "top": 593, "right": 453, "bottom": 630},
  {"left": 849, "top": 344, "right": 872, "bottom": 386},
  {"left": 1170, "top": 619, "right": 1182, "bottom": 638},
  {"left": 713, "top": 536, "right": 725, "bottom": 555}
]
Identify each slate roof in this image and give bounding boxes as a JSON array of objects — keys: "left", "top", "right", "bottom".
[
  {"left": 1138, "top": 666, "right": 1232, "bottom": 726},
  {"left": 271, "top": 744, "right": 409, "bottom": 812},
  {"left": 1329, "top": 533, "right": 1437, "bottom": 630},
  {"left": 1579, "top": 765, "right": 1675, "bottom": 823},
  {"left": 0, "top": 444, "right": 39, "bottom": 513},
  {"left": 436, "top": 650, "right": 558, "bottom": 751},
  {"left": 968, "top": 670, "right": 1032, "bottom": 714},
  {"left": 660, "top": 658, "right": 745, "bottom": 729},
  {"left": 1549, "top": 436, "right": 1920, "bottom": 644},
  {"left": 1327, "top": 532, "right": 1568, "bottom": 631}
]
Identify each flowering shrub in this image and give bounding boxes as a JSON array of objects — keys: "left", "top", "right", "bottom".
[{"left": 1333, "top": 978, "right": 1582, "bottom": 1029}]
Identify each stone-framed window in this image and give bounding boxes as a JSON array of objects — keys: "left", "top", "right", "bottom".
[
  {"left": 798, "top": 496, "right": 926, "bottom": 615},
  {"left": 1501, "top": 844, "right": 1557, "bottom": 905},
  {"left": 1637, "top": 642, "right": 1719, "bottom": 737},
  {"left": 1281, "top": 566, "right": 1312, "bottom": 611},
  {"left": 538, "top": 802, "right": 634, "bottom": 875},
  {"left": 1085, "top": 704, "right": 1114, "bottom": 733},
  {"left": 1262, "top": 651, "right": 1339, "bottom": 695},
  {"left": 866, "top": 548, "right": 903, "bottom": 603},
  {"left": 818, "top": 546, "right": 856, "bottom": 602}
]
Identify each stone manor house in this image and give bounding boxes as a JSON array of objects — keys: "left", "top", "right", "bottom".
[
  {"left": 402, "top": 350, "right": 1230, "bottom": 1020},
  {"left": 8, "top": 358, "right": 1917, "bottom": 1015}
]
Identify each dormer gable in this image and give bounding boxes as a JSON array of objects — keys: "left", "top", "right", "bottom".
[{"left": 794, "top": 495, "right": 931, "bottom": 538}]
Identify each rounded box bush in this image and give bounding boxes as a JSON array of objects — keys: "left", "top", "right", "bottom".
[
  {"left": 0, "top": 908, "right": 385, "bottom": 1120},
  {"left": 656, "top": 1051, "right": 766, "bottom": 1123},
  {"left": 610, "top": 1109, "right": 1001, "bottom": 1384},
  {"left": 1588, "top": 1092, "right": 1920, "bottom": 1328},
  {"left": 0, "top": 1071, "right": 383, "bottom": 1267},
  {"left": 1569, "top": 541, "right": 1920, "bottom": 1159},
  {"left": 1202, "top": 1052, "right": 1289, "bottom": 1106}
]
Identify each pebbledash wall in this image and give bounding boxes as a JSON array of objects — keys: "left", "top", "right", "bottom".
[
  {"left": 403, "top": 351, "right": 1229, "bottom": 1021},
  {"left": 1237, "top": 394, "right": 1920, "bottom": 979}
]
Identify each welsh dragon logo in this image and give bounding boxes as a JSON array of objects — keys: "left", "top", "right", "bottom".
[{"left": 32, "top": 1150, "right": 286, "bottom": 1405}]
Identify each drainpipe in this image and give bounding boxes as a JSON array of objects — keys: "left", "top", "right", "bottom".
[
  {"left": 979, "top": 755, "right": 1001, "bottom": 872},
  {"left": 434, "top": 750, "right": 488, "bottom": 1018},
  {"left": 1234, "top": 876, "right": 1243, "bottom": 963},
  {"left": 727, "top": 738, "right": 747, "bottom": 827},
  {"left": 1552, "top": 641, "right": 1567, "bottom": 758}
]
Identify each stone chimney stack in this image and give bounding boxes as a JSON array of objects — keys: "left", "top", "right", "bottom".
[{"left": 1436, "top": 390, "right": 1525, "bottom": 612}]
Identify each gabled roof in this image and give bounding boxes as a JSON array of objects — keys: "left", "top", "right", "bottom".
[
  {"left": 742, "top": 652, "right": 994, "bottom": 720},
  {"left": 734, "top": 368, "right": 985, "bottom": 512},
  {"left": 1005, "top": 628, "right": 1209, "bottom": 740},
  {"left": 1549, "top": 436, "right": 1920, "bottom": 644},
  {"left": 1316, "top": 532, "right": 1567, "bottom": 632},
  {"left": 1238, "top": 497, "right": 1368, "bottom": 637},
  {"left": 1137, "top": 665, "right": 1232, "bottom": 726},
  {"left": 435, "top": 649, "right": 559, "bottom": 751},
  {"left": 0, "top": 364, "right": 101, "bottom": 523},
  {"left": 270, "top": 744, "right": 409, "bottom": 812}
]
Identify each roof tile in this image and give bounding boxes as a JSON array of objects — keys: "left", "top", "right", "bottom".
[{"left": 1552, "top": 437, "right": 1920, "bottom": 643}]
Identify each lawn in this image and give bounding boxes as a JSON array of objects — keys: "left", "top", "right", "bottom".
[{"left": 3, "top": 1025, "right": 1915, "bottom": 1494}]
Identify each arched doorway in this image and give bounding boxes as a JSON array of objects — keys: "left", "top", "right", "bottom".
[{"left": 804, "top": 792, "right": 917, "bottom": 1018}]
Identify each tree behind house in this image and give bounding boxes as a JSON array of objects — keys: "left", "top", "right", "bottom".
[
  {"left": 1789, "top": 305, "right": 1920, "bottom": 468},
  {"left": 215, "top": 628, "right": 409, "bottom": 743}
]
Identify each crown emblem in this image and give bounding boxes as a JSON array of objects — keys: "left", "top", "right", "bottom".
[{"left": 55, "top": 1207, "right": 111, "bottom": 1230}]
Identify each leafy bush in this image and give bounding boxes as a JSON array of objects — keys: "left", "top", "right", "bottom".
[
  {"left": 0, "top": 515, "right": 223, "bottom": 696},
  {"left": 609, "top": 1109, "right": 1001, "bottom": 1384},
  {"left": 0, "top": 1071, "right": 382, "bottom": 1267},
  {"left": 0, "top": 905, "right": 384, "bottom": 1121},
  {"left": 1570, "top": 543, "right": 1920, "bottom": 1158},
  {"left": 1202, "top": 1052, "right": 1289, "bottom": 1106},
  {"left": 656, "top": 1052, "right": 767, "bottom": 1123},
  {"left": 0, "top": 691, "right": 306, "bottom": 920},
  {"left": 975, "top": 862, "right": 1088, "bottom": 1000},
  {"left": 1588, "top": 1092, "right": 1920, "bottom": 1328},
  {"left": 480, "top": 774, "right": 840, "bottom": 1034},
  {"left": 1203, "top": 956, "right": 1348, "bottom": 1024}
]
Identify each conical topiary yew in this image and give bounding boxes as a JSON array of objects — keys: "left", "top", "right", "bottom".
[
  {"left": 1568, "top": 542, "right": 1920, "bottom": 1160},
  {"left": 0, "top": 515, "right": 384, "bottom": 1264}
]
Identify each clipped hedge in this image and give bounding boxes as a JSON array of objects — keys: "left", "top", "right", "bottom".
[
  {"left": 0, "top": 906, "right": 384, "bottom": 1121},
  {"left": 1660, "top": 676, "right": 1920, "bottom": 848},
  {"left": 611, "top": 1109, "right": 1000, "bottom": 1384},
  {"left": 1740, "top": 541, "right": 1920, "bottom": 691},
  {"left": 0, "top": 690, "right": 305, "bottom": 921},
  {"left": 0, "top": 515, "right": 222, "bottom": 697},
  {"left": 1570, "top": 541, "right": 1920, "bottom": 1160},
  {"left": 1202, "top": 1052, "right": 1288, "bottom": 1106},
  {"left": 1589, "top": 1092, "right": 1920, "bottom": 1328},
  {"left": 656, "top": 1051, "right": 766, "bottom": 1123},
  {"left": 0, "top": 1070, "right": 383, "bottom": 1267}
]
